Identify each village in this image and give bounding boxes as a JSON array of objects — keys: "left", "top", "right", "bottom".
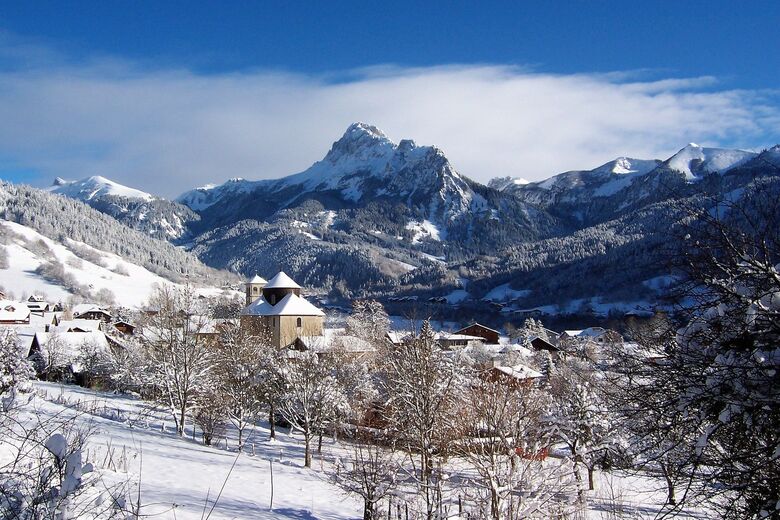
[
  {"left": 0, "top": 271, "right": 658, "bottom": 519},
  {"left": 0, "top": 272, "right": 627, "bottom": 391}
]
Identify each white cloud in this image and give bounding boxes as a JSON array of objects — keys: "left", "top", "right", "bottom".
[{"left": 0, "top": 50, "right": 777, "bottom": 198}]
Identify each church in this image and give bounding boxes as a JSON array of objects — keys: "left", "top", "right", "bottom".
[{"left": 240, "top": 271, "right": 325, "bottom": 348}]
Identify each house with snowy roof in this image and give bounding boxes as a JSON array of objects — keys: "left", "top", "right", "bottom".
[
  {"left": 0, "top": 299, "right": 31, "bottom": 324},
  {"left": 240, "top": 271, "right": 325, "bottom": 348},
  {"left": 72, "top": 303, "right": 112, "bottom": 322}
]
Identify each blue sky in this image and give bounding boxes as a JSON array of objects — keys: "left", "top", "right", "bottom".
[{"left": 0, "top": 1, "right": 778, "bottom": 196}]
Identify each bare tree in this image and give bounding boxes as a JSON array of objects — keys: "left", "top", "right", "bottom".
[
  {"left": 140, "top": 283, "right": 210, "bottom": 436},
  {"left": 454, "top": 376, "right": 574, "bottom": 519},
  {"left": 333, "top": 432, "right": 400, "bottom": 520},
  {"left": 276, "top": 350, "right": 349, "bottom": 467},
  {"left": 381, "top": 320, "right": 462, "bottom": 520}
]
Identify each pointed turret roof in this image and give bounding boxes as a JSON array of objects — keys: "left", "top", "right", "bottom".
[
  {"left": 264, "top": 271, "right": 301, "bottom": 290},
  {"left": 241, "top": 293, "right": 324, "bottom": 317},
  {"left": 248, "top": 274, "right": 267, "bottom": 284}
]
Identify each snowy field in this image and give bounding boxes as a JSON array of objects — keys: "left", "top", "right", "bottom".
[
  {"left": 2, "top": 382, "right": 710, "bottom": 520},
  {"left": 22, "top": 382, "right": 361, "bottom": 519}
]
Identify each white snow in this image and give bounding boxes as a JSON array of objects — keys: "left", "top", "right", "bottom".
[
  {"left": 21, "top": 382, "right": 362, "bottom": 519},
  {"left": 49, "top": 176, "right": 154, "bottom": 202},
  {"left": 666, "top": 143, "right": 756, "bottom": 179},
  {"left": 444, "top": 289, "right": 470, "bottom": 304},
  {"left": 484, "top": 283, "right": 530, "bottom": 302},
  {"left": 405, "top": 220, "right": 442, "bottom": 244},
  {"left": 0, "top": 220, "right": 195, "bottom": 307}
]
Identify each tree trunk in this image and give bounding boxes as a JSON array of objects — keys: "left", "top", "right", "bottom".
[
  {"left": 269, "top": 404, "right": 276, "bottom": 440},
  {"left": 318, "top": 431, "right": 323, "bottom": 454},
  {"left": 238, "top": 426, "right": 243, "bottom": 451},
  {"left": 588, "top": 466, "right": 596, "bottom": 491},
  {"left": 661, "top": 462, "right": 676, "bottom": 505},
  {"left": 178, "top": 404, "right": 186, "bottom": 436},
  {"left": 363, "top": 498, "right": 373, "bottom": 520},
  {"left": 304, "top": 429, "right": 312, "bottom": 468}
]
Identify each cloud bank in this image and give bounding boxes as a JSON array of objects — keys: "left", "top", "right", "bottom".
[{"left": 0, "top": 51, "right": 778, "bottom": 197}]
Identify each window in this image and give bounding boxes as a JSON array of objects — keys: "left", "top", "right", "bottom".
[
  {"left": 270, "top": 294, "right": 276, "bottom": 305},
  {"left": 253, "top": 287, "right": 258, "bottom": 294},
  {"left": 296, "top": 317, "right": 302, "bottom": 328}
]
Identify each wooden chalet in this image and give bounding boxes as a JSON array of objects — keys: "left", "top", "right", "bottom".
[{"left": 455, "top": 323, "right": 500, "bottom": 344}]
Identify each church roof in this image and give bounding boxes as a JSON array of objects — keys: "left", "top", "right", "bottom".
[
  {"left": 264, "top": 271, "right": 301, "bottom": 290},
  {"left": 241, "top": 293, "right": 324, "bottom": 317},
  {"left": 248, "top": 274, "right": 268, "bottom": 284}
]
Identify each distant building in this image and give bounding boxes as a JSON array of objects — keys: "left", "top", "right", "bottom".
[
  {"left": 455, "top": 323, "right": 500, "bottom": 344},
  {"left": 435, "top": 332, "right": 484, "bottom": 349},
  {"left": 240, "top": 271, "right": 324, "bottom": 348}
]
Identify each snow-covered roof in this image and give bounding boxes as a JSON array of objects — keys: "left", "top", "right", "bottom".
[
  {"left": 456, "top": 322, "right": 500, "bottom": 334},
  {"left": 0, "top": 299, "right": 31, "bottom": 322},
  {"left": 494, "top": 364, "right": 543, "bottom": 380},
  {"left": 241, "top": 293, "right": 324, "bottom": 317},
  {"left": 34, "top": 331, "right": 110, "bottom": 367},
  {"left": 52, "top": 319, "right": 102, "bottom": 333},
  {"left": 248, "top": 274, "right": 267, "bottom": 284},
  {"left": 564, "top": 327, "right": 606, "bottom": 338},
  {"left": 263, "top": 271, "right": 301, "bottom": 290},
  {"left": 386, "top": 331, "right": 413, "bottom": 344},
  {"left": 72, "top": 303, "right": 110, "bottom": 316}
]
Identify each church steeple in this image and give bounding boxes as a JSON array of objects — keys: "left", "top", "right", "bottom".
[{"left": 245, "top": 274, "right": 267, "bottom": 306}]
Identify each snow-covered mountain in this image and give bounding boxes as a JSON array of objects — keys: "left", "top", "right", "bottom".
[
  {"left": 0, "top": 182, "right": 235, "bottom": 304},
  {"left": 664, "top": 143, "right": 757, "bottom": 179},
  {"left": 181, "top": 123, "right": 508, "bottom": 228},
  {"left": 181, "top": 122, "right": 556, "bottom": 250},
  {"left": 50, "top": 175, "right": 154, "bottom": 201},
  {"left": 50, "top": 176, "right": 199, "bottom": 241}
]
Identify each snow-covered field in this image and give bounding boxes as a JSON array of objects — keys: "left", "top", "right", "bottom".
[
  {"left": 4, "top": 382, "right": 707, "bottom": 520},
  {"left": 24, "top": 382, "right": 361, "bottom": 519}
]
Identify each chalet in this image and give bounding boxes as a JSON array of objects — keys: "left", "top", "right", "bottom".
[
  {"left": 386, "top": 330, "right": 414, "bottom": 346},
  {"left": 111, "top": 320, "right": 136, "bottom": 335},
  {"left": 455, "top": 323, "right": 500, "bottom": 344},
  {"left": 240, "top": 272, "right": 325, "bottom": 348},
  {"left": 561, "top": 327, "right": 621, "bottom": 345},
  {"left": 529, "top": 336, "right": 561, "bottom": 354},
  {"left": 52, "top": 319, "right": 102, "bottom": 333},
  {"left": 435, "top": 332, "right": 485, "bottom": 349},
  {"left": 293, "top": 333, "right": 375, "bottom": 360},
  {"left": 0, "top": 299, "right": 31, "bottom": 324},
  {"left": 482, "top": 363, "right": 544, "bottom": 388},
  {"left": 26, "top": 295, "right": 51, "bottom": 314},
  {"left": 72, "top": 304, "right": 112, "bottom": 322}
]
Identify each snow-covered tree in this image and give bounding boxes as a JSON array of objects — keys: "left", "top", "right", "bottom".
[
  {"left": 346, "top": 299, "right": 391, "bottom": 347},
  {"left": 141, "top": 283, "right": 211, "bottom": 436},
  {"left": 207, "top": 322, "right": 268, "bottom": 450},
  {"left": 276, "top": 350, "right": 349, "bottom": 467},
  {"left": 381, "top": 320, "right": 462, "bottom": 520},
  {"left": 0, "top": 330, "right": 34, "bottom": 397},
  {"left": 547, "top": 356, "right": 619, "bottom": 503},
  {"left": 333, "top": 432, "right": 400, "bottom": 520},
  {"left": 454, "top": 376, "right": 574, "bottom": 519},
  {"left": 637, "top": 182, "right": 780, "bottom": 518}
]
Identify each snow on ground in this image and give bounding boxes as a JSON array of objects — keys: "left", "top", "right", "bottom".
[
  {"left": 405, "top": 220, "right": 442, "bottom": 244},
  {"left": 0, "top": 220, "right": 232, "bottom": 307},
  {"left": 444, "top": 289, "right": 470, "bottom": 304},
  {"left": 27, "top": 382, "right": 361, "bottom": 520},
  {"left": 483, "top": 283, "right": 530, "bottom": 302},
  {"left": 9, "top": 382, "right": 709, "bottom": 520}
]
